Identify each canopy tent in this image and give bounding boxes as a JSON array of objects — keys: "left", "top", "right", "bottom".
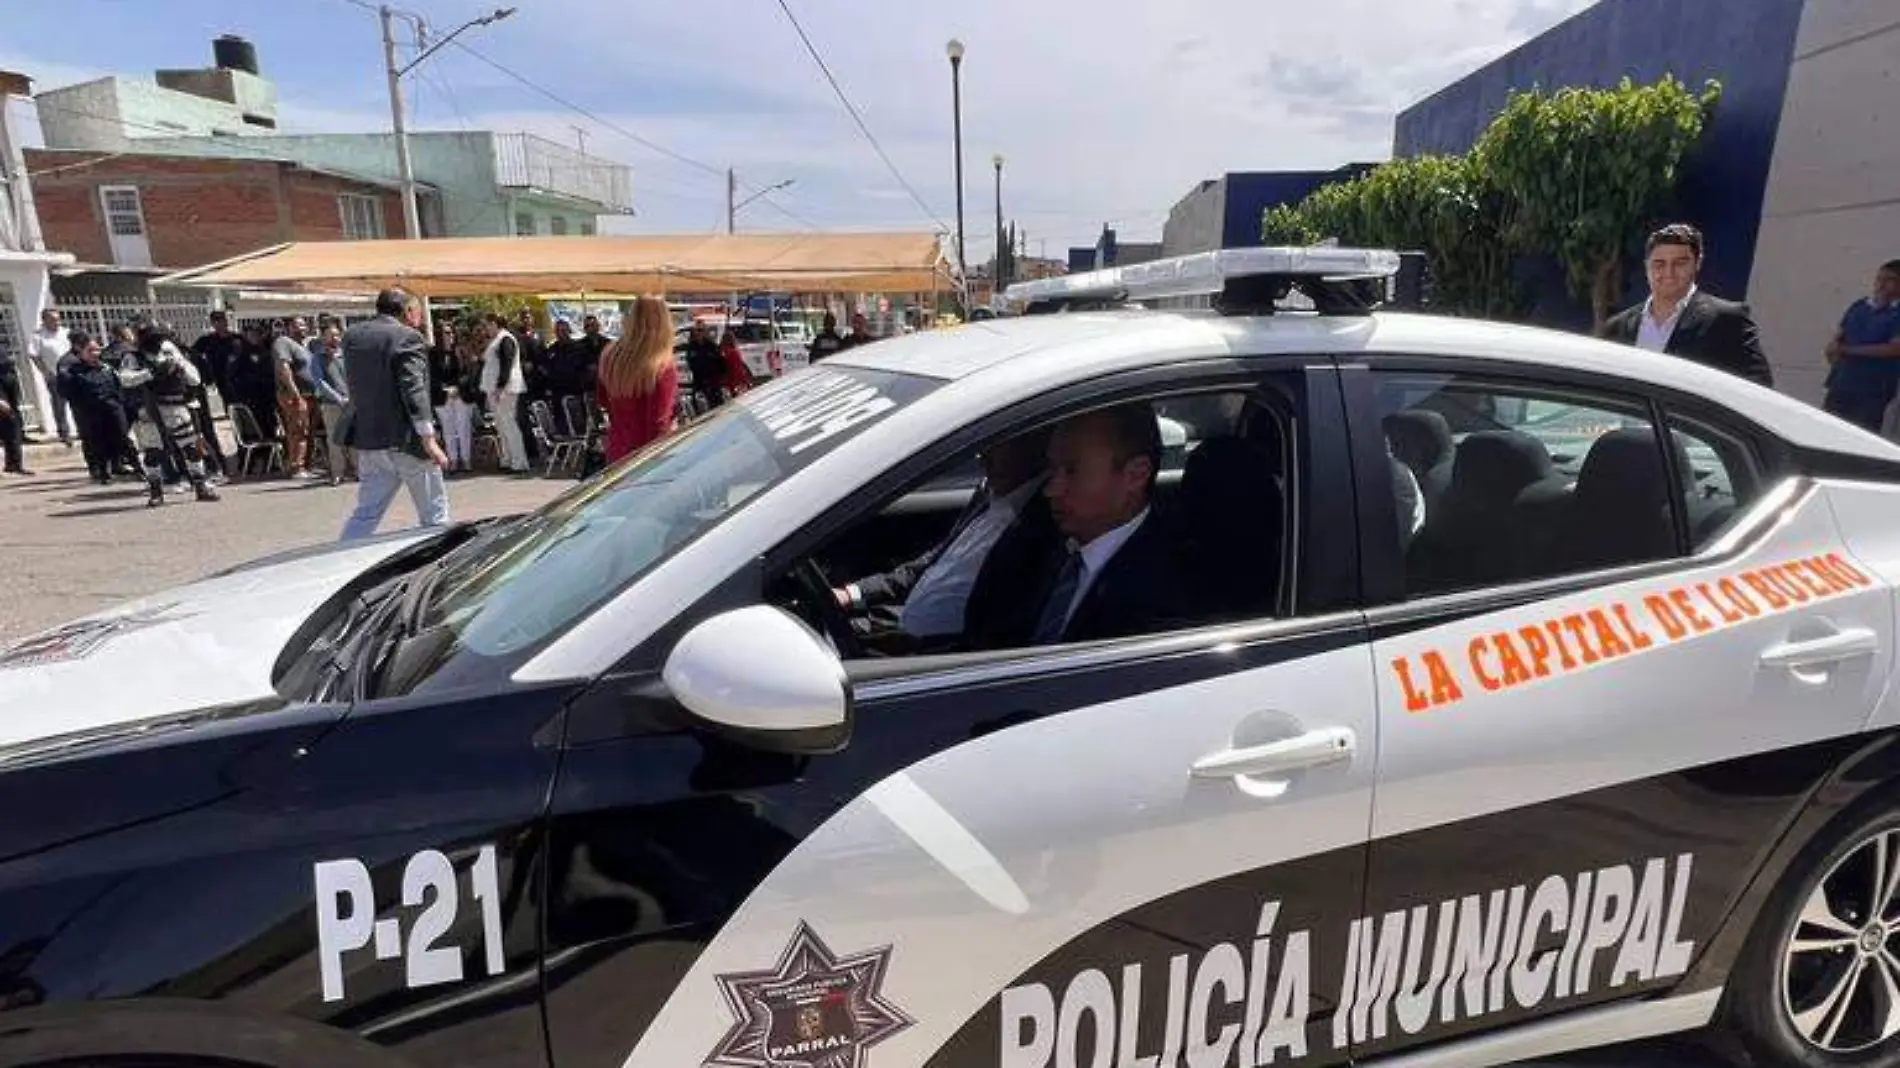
[{"left": 156, "top": 232, "right": 953, "bottom": 298}]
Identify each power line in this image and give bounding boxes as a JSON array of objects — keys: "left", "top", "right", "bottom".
[
  {"left": 771, "top": 0, "right": 944, "bottom": 230},
  {"left": 445, "top": 40, "right": 817, "bottom": 231}
]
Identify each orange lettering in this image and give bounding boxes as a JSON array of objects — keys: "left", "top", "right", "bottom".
[
  {"left": 1468, "top": 637, "right": 1503, "bottom": 693},
  {"left": 1697, "top": 583, "right": 1745, "bottom": 625},
  {"left": 1716, "top": 577, "right": 1760, "bottom": 618},
  {"left": 1544, "top": 620, "right": 1581, "bottom": 670},
  {"left": 1800, "top": 558, "right": 1853, "bottom": 595},
  {"left": 1518, "top": 624, "right": 1556, "bottom": 678},
  {"left": 1645, "top": 594, "right": 1688, "bottom": 641},
  {"left": 1586, "top": 609, "right": 1631, "bottom": 659},
  {"left": 1766, "top": 566, "right": 1811, "bottom": 604},
  {"left": 1786, "top": 562, "right": 1833, "bottom": 600},
  {"left": 1394, "top": 656, "right": 1433, "bottom": 713},
  {"left": 1494, "top": 633, "right": 1534, "bottom": 687},
  {"left": 1561, "top": 614, "right": 1601, "bottom": 665},
  {"left": 1612, "top": 603, "right": 1655, "bottom": 650},
  {"left": 1826, "top": 552, "right": 1873, "bottom": 587},
  {"left": 1744, "top": 570, "right": 1789, "bottom": 610},
  {"left": 1424, "top": 650, "right": 1464, "bottom": 707},
  {"left": 1670, "top": 589, "right": 1714, "bottom": 633}
]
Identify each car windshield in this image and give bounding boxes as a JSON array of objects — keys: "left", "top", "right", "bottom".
[{"left": 401, "top": 366, "right": 938, "bottom": 670}]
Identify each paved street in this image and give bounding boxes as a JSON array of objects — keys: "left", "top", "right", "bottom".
[{"left": 0, "top": 441, "right": 568, "bottom": 644}]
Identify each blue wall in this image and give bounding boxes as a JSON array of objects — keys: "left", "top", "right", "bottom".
[
  {"left": 1222, "top": 165, "right": 1376, "bottom": 248},
  {"left": 1393, "top": 0, "right": 1806, "bottom": 326}
]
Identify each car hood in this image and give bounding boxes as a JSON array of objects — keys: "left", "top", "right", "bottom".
[{"left": 0, "top": 531, "right": 436, "bottom": 751}]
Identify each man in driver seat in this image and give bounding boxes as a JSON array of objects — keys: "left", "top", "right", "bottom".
[{"left": 833, "top": 429, "right": 1055, "bottom": 647}]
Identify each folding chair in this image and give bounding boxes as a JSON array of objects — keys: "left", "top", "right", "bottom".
[
  {"left": 561, "top": 394, "right": 592, "bottom": 438},
  {"left": 530, "top": 399, "right": 587, "bottom": 476},
  {"left": 227, "top": 403, "right": 285, "bottom": 478}
]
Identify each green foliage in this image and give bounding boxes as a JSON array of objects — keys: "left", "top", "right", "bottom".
[
  {"left": 1477, "top": 75, "right": 1721, "bottom": 327},
  {"left": 451, "top": 294, "right": 541, "bottom": 335},
  {"left": 1261, "top": 75, "right": 1722, "bottom": 325}
]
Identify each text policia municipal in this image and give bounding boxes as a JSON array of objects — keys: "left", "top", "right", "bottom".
[{"left": 1000, "top": 854, "right": 1695, "bottom": 1068}]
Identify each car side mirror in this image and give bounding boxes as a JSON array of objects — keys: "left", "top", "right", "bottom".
[{"left": 662, "top": 606, "right": 851, "bottom": 754}]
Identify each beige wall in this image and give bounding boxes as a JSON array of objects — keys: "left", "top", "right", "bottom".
[{"left": 1749, "top": 1, "right": 1900, "bottom": 404}]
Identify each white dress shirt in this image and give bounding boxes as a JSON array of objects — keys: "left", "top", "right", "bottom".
[
  {"left": 1055, "top": 506, "right": 1151, "bottom": 637},
  {"left": 898, "top": 476, "right": 1044, "bottom": 638},
  {"left": 29, "top": 326, "right": 70, "bottom": 377},
  {"left": 1636, "top": 285, "right": 1696, "bottom": 353}
]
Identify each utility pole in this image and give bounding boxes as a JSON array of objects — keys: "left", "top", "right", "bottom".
[
  {"left": 992, "top": 154, "right": 1005, "bottom": 291},
  {"left": 946, "top": 40, "right": 967, "bottom": 308},
  {"left": 571, "top": 125, "right": 588, "bottom": 156},
  {"left": 727, "top": 167, "right": 736, "bottom": 235},
  {"left": 380, "top": 5, "right": 422, "bottom": 239}
]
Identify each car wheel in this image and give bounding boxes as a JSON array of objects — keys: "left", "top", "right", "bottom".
[{"left": 1727, "top": 804, "right": 1900, "bottom": 1067}]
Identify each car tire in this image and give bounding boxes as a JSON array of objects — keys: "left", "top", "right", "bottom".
[{"left": 1725, "top": 802, "right": 1900, "bottom": 1067}]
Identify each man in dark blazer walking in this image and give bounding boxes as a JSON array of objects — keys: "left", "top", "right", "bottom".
[
  {"left": 1601, "top": 223, "right": 1773, "bottom": 388},
  {"left": 337, "top": 288, "right": 451, "bottom": 540}
]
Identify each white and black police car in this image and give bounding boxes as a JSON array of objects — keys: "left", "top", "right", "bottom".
[{"left": 6, "top": 247, "right": 1900, "bottom": 1068}]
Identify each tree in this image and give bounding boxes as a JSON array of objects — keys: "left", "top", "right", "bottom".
[
  {"left": 1475, "top": 75, "right": 1721, "bottom": 330},
  {"left": 1262, "top": 75, "right": 1720, "bottom": 327},
  {"left": 1264, "top": 155, "right": 1522, "bottom": 318}
]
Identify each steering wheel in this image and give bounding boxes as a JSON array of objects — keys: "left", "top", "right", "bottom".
[{"left": 792, "top": 557, "right": 859, "bottom": 657}]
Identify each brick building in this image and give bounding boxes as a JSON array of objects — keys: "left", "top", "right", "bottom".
[{"left": 24, "top": 148, "right": 433, "bottom": 269}]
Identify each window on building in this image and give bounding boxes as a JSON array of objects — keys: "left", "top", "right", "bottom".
[
  {"left": 549, "top": 216, "right": 569, "bottom": 236},
  {"left": 515, "top": 212, "right": 536, "bottom": 236},
  {"left": 580, "top": 220, "right": 596, "bottom": 237},
  {"left": 101, "top": 187, "right": 147, "bottom": 238},
  {"left": 338, "top": 194, "right": 386, "bottom": 240}
]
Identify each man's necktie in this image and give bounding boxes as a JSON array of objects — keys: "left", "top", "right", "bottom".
[{"left": 1031, "top": 551, "right": 1084, "bottom": 644}]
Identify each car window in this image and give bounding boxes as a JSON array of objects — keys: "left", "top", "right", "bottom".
[
  {"left": 1377, "top": 372, "right": 1678, "bottom": 599},
  {"left": 393, "top": 366, "right": 939, "bottom": 681},
  {"left": 1665, "top": 410, "right": 1763, "bottom": 549},
  {"left": 783, "top": 385, "right": 1300, "bottom": 661}
]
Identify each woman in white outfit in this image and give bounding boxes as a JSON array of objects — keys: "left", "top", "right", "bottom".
[
  {"left": 428, "top": 322, "right": 474, "bottom": 472},
  {"left": 478, "top": 313, "right": 529, "bottom": 473}
]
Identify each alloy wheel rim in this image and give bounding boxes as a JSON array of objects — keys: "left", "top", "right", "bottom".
[{"left": 1784, "top": 829, "right": 1900, "bottom": 1053}]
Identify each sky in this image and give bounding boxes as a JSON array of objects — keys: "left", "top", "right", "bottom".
[{"left": 1, "top": 0, "right": 1599, "bottom": 261}]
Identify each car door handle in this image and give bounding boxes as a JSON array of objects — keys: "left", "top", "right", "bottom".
[
  {"left": 1760, "top": 628, "right": 1880, "bottom": 671},
  {"left": 1192, "top": 727, "right": 1356, "bottom": 780}
]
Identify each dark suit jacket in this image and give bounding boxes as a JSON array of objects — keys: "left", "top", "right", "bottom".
[
  {"left": 338, "top": 314, "right": 432, "bottom": 455},
  {"left": 985, "top": 514, "right": 1187, "bottom": 649},
  {"left": 1601, "top": 290, "right": 1773, "bottom": 388}
]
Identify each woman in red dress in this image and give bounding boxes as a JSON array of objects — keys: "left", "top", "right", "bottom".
[
  {"left": 596, "top": 296, "right": 679, "bottom": 465},
  {"left": 719, "top": 328, "right": 756, "bottom": 397}
]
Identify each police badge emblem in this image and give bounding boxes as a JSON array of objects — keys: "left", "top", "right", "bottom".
[
  {"left": 0, "top": 603, "right": 192, "bottom": 671},
  {"left": 707, "top": 922, "right": 913, "bottom": 1068}
]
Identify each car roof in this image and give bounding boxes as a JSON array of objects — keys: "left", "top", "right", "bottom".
[{"left": 830, "top": 309, "right": 1900, "bottom": 462}]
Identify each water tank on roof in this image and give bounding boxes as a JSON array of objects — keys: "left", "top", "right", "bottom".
[{"left": 214, "top": 35, "right": 259, "bottom": 75}]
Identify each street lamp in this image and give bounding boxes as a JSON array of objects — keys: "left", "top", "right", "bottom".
[
  {"left": 728, "top": 174, "right": 795, "bottom": 234},
  {"left": 946, "top": 38, "right": 967, "bottom": 306},
  {"left": 381, "top": 5, "right": 515, "bottom": 239},
  {"left": 992, "top": 153, "right": 1005, "bottom": 291}
]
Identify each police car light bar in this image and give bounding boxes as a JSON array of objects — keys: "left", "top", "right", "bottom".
[{"left": 1002, "top": 246, "right": 1404, "bottom": 316}]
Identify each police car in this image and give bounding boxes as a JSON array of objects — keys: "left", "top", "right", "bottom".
[{"left": 4, "top": 246, "right": 1900, "bottom": 1068}]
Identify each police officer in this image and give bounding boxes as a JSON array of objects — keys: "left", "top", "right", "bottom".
[
  {"left": 119, "top": 323, "right": 220, "bottom": 507},
  {"left": 56, "top": 330, "right": 130, "bottom": 485}
]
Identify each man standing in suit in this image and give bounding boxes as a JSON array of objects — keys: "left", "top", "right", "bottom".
[
  {"left": 833, "top": 429, "right": 1054, "bottom": 644},
  {"left": 1821, "top": 259, "right": 1900, "bottom": 434},
  {"left": 1601, "top": 223, "right": 1773, "bottom": 388},
  {"left": 1021, "top": 403, "right": 1186, "bottom": 646},
  {"left": 338, "top": 289, "right": 451, "bottom": 541}
]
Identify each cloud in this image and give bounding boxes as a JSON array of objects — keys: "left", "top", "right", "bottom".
[
  {"left": 10, "top": 0, "right": 1605, "bottom": 256},
  {"left": 1506, "top": 0, "right": 1598, "bottom": 34}
]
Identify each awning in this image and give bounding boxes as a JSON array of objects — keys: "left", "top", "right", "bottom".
[{"left": 156, "top": 233, "right": 953, "bottom": 297}]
